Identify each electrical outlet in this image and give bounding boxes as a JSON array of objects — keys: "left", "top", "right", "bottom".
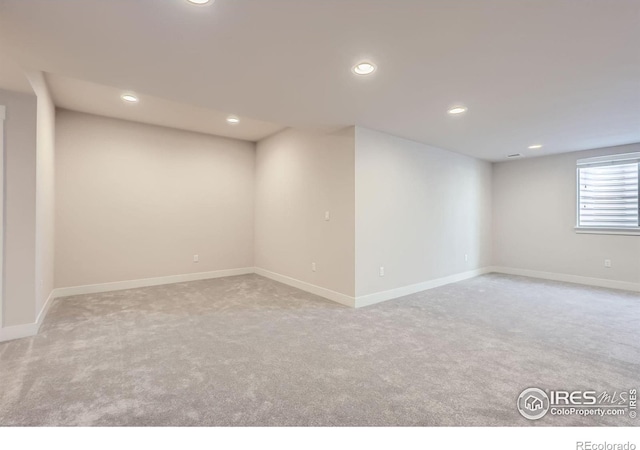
[
  {"left": 464, "top": 254, "right": 468, "bottom": 262},
  {"left": 193, "top": 255, "right": 199, "bottom": 263},
  {"left": 604, "top": 259, "right": 612, "bottom": 268},
  {"left": 324, "top": 211, "right": 330, "bottom": 221},
  {"left": 379, "top": 266, "right": 385, "bottom": 277},
  {"left": 312, "top": 262, "right": 316, "bottom": 272}
]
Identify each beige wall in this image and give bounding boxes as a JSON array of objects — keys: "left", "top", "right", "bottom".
[
  {"left": 44, "top": 110, "right": 640, "bottom": 305},
  {"left": 0, "top": 89, "right": 37, "bottom": 326},
  {"left": 493, "top": 143, "right": 640, "bottom": 286},
  {"left": 27, "top": 71, "right": 56, "bottom": 317},
  {"left": 55, "top": 110, "right": 255, "bottom": 288},
  {"left": 355, "top": 127, "right": 493, "bottom": 297},
  {"left": 254, "top": 127, "right": 356, "bottom": 297}
]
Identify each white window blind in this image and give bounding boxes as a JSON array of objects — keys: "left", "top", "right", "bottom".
[{"left": 577, "top": 154, "right": 640, "bottom": 229}]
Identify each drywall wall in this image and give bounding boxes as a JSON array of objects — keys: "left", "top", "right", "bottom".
[
  {"left": 0, "top": 89, "right": 37, "bottom": 326},
  {"left": 254, "top": 127, "right": 356, "bottom": 298},
  {"left": 493, "top": 143, "right": 640, "bottom": 286},
  {"left": 55, "top": 110, "right": 255, "bottom": 288},
  {"left": 26, "top": 71, "right": 56, "bottom": 318},
  {"left": 355, "top": 127, "right": 493, "bottom": 297}
]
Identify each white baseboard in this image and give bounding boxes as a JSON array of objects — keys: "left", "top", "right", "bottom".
[
  {"left": 7, "top": 264, "right": 632, "bottom": 344},
  {"left": 354, "top": 267, "right": 494, "bottom": 308},
  {"left": 0, "top": 289, "right": 56, "bottom": 343},
  {"left": 254, "top": 267, "right": 494, "bottom": 309},
  {"left": 1, "top": 268, "right": 255, "bottom": 343},
  {"left": 53, "top": 267, "right": 255, "bottom": 298},
  {"left": 0, "top": 322, "right": 39, "bottom": 342},
  {"left": 491, "top": 266, "right": 640, "bottom": 292},
  {"left": 35, "top": 289, "right": 56, "bottom": 331},
  {"left": 254, "top": 267, "right": 356, "bottom": 307}
]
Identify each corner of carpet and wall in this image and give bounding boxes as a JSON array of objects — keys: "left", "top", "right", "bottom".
[{"left": 2, "top": 264, "right": 638, "bottom": 343}]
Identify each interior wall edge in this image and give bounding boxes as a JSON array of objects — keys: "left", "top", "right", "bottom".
[{"left": 24, "top": 69, "right": 57, "bottom": 327}]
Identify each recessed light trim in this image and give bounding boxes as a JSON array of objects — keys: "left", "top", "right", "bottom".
[
  {"left": 528, "top": 144, "right": 543, "bottom": 149},
  {"left": 352, "top": 62, "right": 376, "bottom": 76},
  {"left": 226, "top": 115, "right": 240, "bottom": 125},
  {"left": 121, "top": 93, "right": 138, "bottom": 103},
  {"left": 187, "top": 0, "right": 213, "bottom": 4},
  {"left": 447, "top": 106, "right": 467, "bottom": 115}
]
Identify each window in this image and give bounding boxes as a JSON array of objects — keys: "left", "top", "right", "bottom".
[{"left": 577, "top": 153, "right": 640, "bottom": 233}]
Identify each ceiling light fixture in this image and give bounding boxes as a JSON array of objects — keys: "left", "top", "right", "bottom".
[
  {"left": 352, "top": 62, "right": 376, "bottom": 76},
  {"left": 447, "top": 106, "right": 467, "bottom": 115},
  {"left": 121, "top": 93, "right": 138, "bottom": 103},
  {"left": 187, "top": 0, "right": 213, "bottom": 5},
  {"left": 226, "top": 115, "right": 240, "bottom": 125},
  {"left": 528, "top": 144, "right": 543, "bottom": 149}
]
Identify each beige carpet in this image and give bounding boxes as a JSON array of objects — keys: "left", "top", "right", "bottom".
[{"left": 0, "top": 273, "right": 638, "bottom": 426}]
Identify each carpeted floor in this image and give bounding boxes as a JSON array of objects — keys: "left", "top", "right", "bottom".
[{"left": 0, "top": 273, "right": 638, "bottom": 426}]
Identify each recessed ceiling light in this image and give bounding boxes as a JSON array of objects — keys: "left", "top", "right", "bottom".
[
  {"left": 528, "top": 144, "right": 543, "bottom": 149},
  {"left": 121, "top": 93, "right": 138, "bottom": 103},
  {"left": 447, "top": 106, "right": 467, "bottom": 115},
  {"left": 187, "top": 0, "right": 213, "bottom": 4},
  {"left": 352, "top": 62, "right": 376, "bottom": 76},
  {"left": 226, "top": 115, "right": 240, "bottom": 125}
]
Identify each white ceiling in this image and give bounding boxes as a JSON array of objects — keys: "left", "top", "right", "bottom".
[
  {"left": 0, "top": 0, "right": 638, "bottom": 160},
  {"left": 47, "top": 74, "right": 284, "bottom": 142}
]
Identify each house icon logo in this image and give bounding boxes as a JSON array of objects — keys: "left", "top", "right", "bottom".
[
  {"left": 525, "top": 395, "right": 544, "bottom": 411},
  {"left": 517, "top": 388, "right": 550, "bottom": 420}
]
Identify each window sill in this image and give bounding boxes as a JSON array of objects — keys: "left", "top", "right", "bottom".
[{"left": 575, "top": 227, "right": 640, "bottom": 236}]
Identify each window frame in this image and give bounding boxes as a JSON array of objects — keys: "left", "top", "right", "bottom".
[{"left": 575, "top": 152, "right": 640, "bottom": 236}]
